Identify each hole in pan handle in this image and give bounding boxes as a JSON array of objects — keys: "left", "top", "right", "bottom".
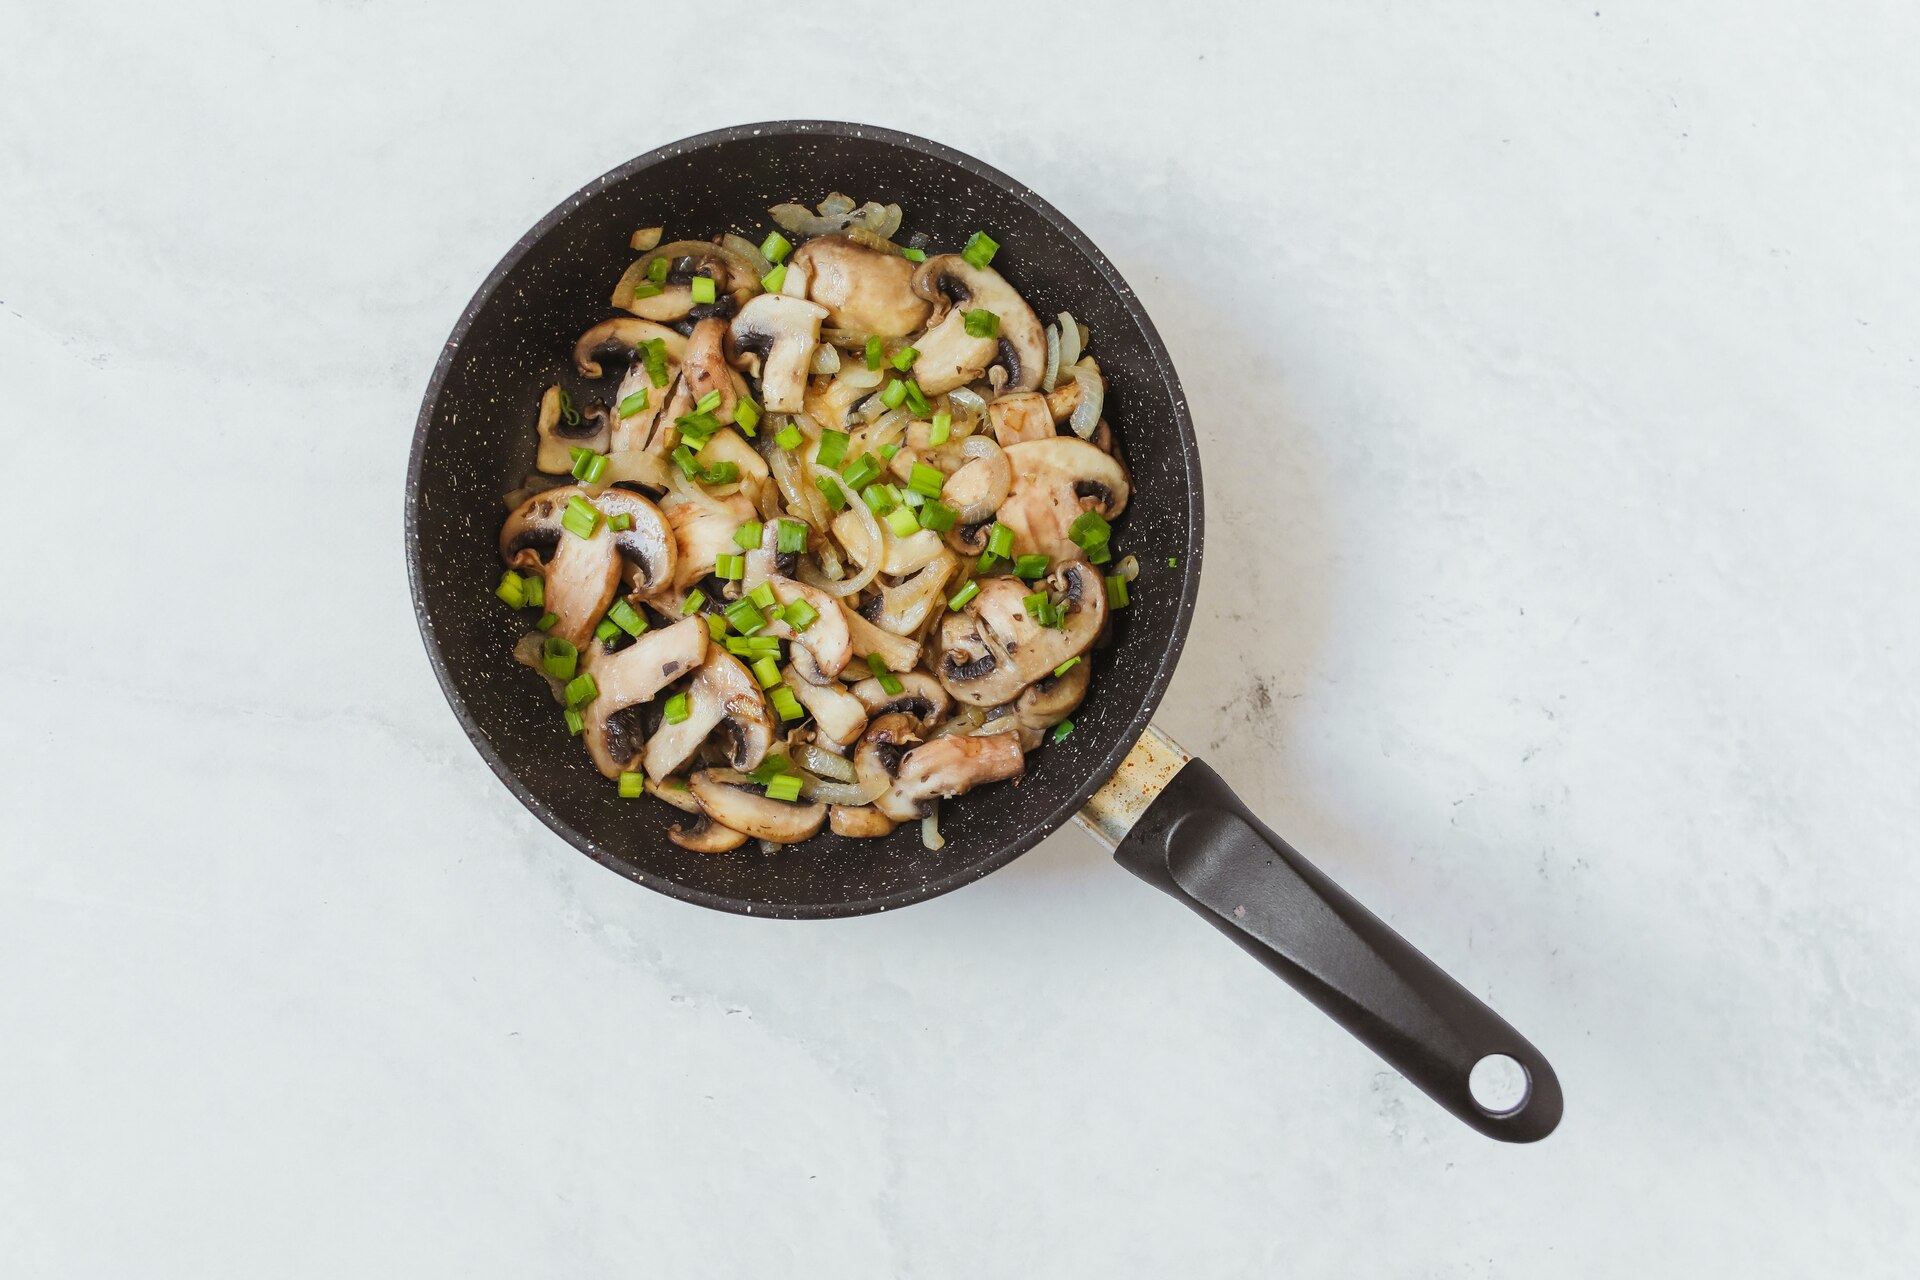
[{"left": 1076, "top": 726, "right": 1564, "bottom": 1143}]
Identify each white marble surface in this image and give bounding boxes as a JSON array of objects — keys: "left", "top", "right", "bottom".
[{"left": 5, "top": 2, "right": 1917, "bottom": 1274}]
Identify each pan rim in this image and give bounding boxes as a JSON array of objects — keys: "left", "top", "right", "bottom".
[{"left": 405, "top": 120, "right": 1204, "bottom": 919}]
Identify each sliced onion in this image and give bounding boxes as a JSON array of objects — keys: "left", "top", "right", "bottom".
[
  {"left": 844, "top": 227, "right": 901, "bottom": 254},
  {"left": 810, "top": 343, "right": 841, "bottom": 375},
  {"left": 670, "top": 461, "right": 732, "bottom": 515},
  {"left": 1068, "top": 362, "right": 1104, "bottom": 439},
  {"left": 794, "top": 744, "right": 856, "bottom": 782},
  {"left": 719, "top": 233, "right": 773, "bottom": 277},
  {"left": 921, "top": 803, "right": 945, "bottom": 851},
  {"left": 631, "top": 226, "right": 664, "bottom": 252},
  {"left": 799, "top": 484, "right": 883, "bottom": 597},
  {"left": 1041, "top": 323, "right": 1061, "bottom": 393},
  {"left": 798, "top": 775, "right": 879, "bottom": 806},
  {"left": 860, "top": 407, "right": 912, "bottom": 457},
  {"left": 1057, "top": 311, "right": 1082, "bottom": 369},
  {"left": 874, "top": 552, "right": 956, "bottom": 634},
  {"left": 855, "top": 390, "right": 890, "bottom": 422},
  {"left": 1115, "top": 553, "right": 1141, "bottom": 582},
  {"left": 512, "top": 632, "right": 569, "bottom": 704},
  {"left": 948, "top": 386, "right": 988, "bottom": 434},
  {"left": 769, "top": 198, "right": 899, "bottom": 239},
  {"left": 835, "top": 362, "right": 885, "bottom": 392},
  {"left": 819, "top": 192, "right": 855, "bottom": 216}
]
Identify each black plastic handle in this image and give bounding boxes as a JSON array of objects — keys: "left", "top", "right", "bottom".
[{"left": 1113, "top": 758, "right": 1563, "bottom": 1142}]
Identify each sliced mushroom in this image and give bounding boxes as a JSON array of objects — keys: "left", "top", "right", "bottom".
[
  {"left": 792, "top": 235, "right": 931, "bottom": 336},
  {"left": 933, "top": 559, "right": 1108, "bottom": 706},
  {"left": 728, "top": 293, "right": 828, "bottom": 412},
  {"left": 804, "top": 373, "right": 873, "bottom": 433},
  {"left": 642, "top": 649, "right": 776, "bottom": 780},
  {"left": 782, "top": 669, "right": 869, "bottom": 748},
  {"left": 939, "top": 436, "right": 1011, "bottom": 525},
  {"left": 535, "top": 385, "right": 612, "bottom": 473},
  {"left": 831, "top": 510, "right": 947, "bottom": 576},
  {"left": 995, "top": 437, "right": 1131, "bottom": 561},
  {"left": 668, "top": 813, "right": 750, "bottom": 853},
  {"left": 609, "top": 366, "right": 680, "bottom": 453},
  {"left": 759, "top": 576, "right": 853, "bottom": 680},
  {"left": 1014, "top": 656, "right": 1091, "bottom": 733},
  {"left": 853, "top": 713, "right": 924, "bottom": 810},
  {"left": 587, "top": 488, "right": 676, "bottom": 593},
  {"left": 680, "top": 316, "right": 742, "bottom": 425},
  {"left": 690, "top": 428, "right": 770, "bottom": 483},
  {"left": 581, "top": 618, "right": 709, "bottom": 778},
  {"left": 688, "top": 770, "right": 826, "bottom": 843},
  {"left": 907, "top": 256, "right": 1046, "bottom": 395},
  {"left": 872, "top": 731, "right": 1026, "bottom": 822},
  {"left": 838, "top": 600, "right": 922, "bottom": 673},
  {"left": 987, "top": 390, "right": 1056, "bottom": 447},
  {"left": 662, "top": 492, "right": 758, "bottom": 592},
  {"left": 862, "top": 551, "right": 957, "bottom": 636},
  {"left": 829, "top": 805, "right": 895, "bottom": 838},
  {"left": 646, "top": 775, "right": 703, "bottom": 814},
  {"left": 573, "top": 317, "right": 687, "bottom": 380},
  {"left": 851, "top": 670, "right": 952, "bottom": 724},
  {"left": 499, "top": 486, "right": 620, "bottom": 648}
]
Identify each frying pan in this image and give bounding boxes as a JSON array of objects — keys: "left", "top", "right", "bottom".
[{"left": 406, "top": 122, "right": 1563, "bottom": 1143}]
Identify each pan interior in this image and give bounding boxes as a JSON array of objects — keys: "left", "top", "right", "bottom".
[{"left": 407, "top": 123, "right": 1203, "bottom": 917}]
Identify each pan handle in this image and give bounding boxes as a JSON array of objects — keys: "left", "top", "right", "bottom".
[{"left": 1087, "top": 738, "right": 1562, "bottom": 1142}]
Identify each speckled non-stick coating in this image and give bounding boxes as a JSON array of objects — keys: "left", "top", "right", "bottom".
[{"left": 406, "top": 122, "right": 1204, "bottom": 918}]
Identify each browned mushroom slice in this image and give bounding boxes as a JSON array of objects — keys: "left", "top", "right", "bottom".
[
  {"left": 934, "top": 559, "right": 1108, "bottom": 706},
  {"left": 829, "top": 805, "right": 895, "bottom": 838},
  {"left": 573, "top": 317, "right": 687, "bottom": 379},
  {"left": 535, "top": 386, "right": 613, "bottom": 473},
  {"left": 588, "top": 489, "right": 676, "bottom": 594},
  {"left": 669, "top": 813, "right": 750, "bottom": 853},
  {"left": 791, "top": 235, "right": 931, "bottom": 336},
  {"left": 641, "top": 649, "right": 776, "bottom": 781},
  {"left": 1014, "top": 657, "right": 1091, "bottom": 734},
  {"left": 907, "top": 255, "right": 1046, "bottom": 395},
  {"left": 782, "top": 668, "right": 869, "bottom": 747},
  {"left": 662, "top": 492, "right": 759, "bottom": 593},
  {"left": 688, "top": 770, "right": 826, "bottom": 843},
  {"left": 994, "top": 438, "right": 1131, "bottom": 562},
  {"left": 871, "top": 731, "right": 1026, "bottom": 822},
  {"left": 987, "top": 391, "right": 1056, "bottom": 447},
  {"left": 728, "top": 293, "right": 827, "bottom": 412},
  {"left": 850, "top": 670, "right": 952, "bottom": 724},
  {"left": 580, "top": 618, "right": 709, "bottom": 778},
  {"left": 499, "top": 486, "right": 621, "bottom": 649}
]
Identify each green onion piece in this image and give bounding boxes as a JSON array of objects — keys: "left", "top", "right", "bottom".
[
  {"left": 541, "top": 636, "right": 579, "bottom": 680},
  {"left": 618, "top": 388, "right": 650, "bottom": 418},
  {"left": 761, "top": 263, "right": 787, "bottom": 292},
  {"left": 782, "top": 598, "right": 819, "bottom": 632},
  {"left": 1169, "top": 556, "right": 1178, "bottom": 567},
  {"left": 865, "top": 335, "right": 884, "bottom": 371},
  {"left": 891, "top": 346, "right": 919, "bottom": 372},
  {"left": 948, "top": 580, "right": 980, "bottom": 610},
  {"left": 748, "top": 754, "right": 791, "bottom": 785},
  {"left": 976, "top": 552, "right": 999, "bottom": 574},
  {"left": 815, "top": 474, "right": 848, "bottom": 510},
  {"left": 663, "top": 692, "right": 690, "bottom": 724},
  {"left": 724, "top": 598, "right": 766, "bottom": 635},
  {"left": 671, "top": 444, "right": 700, "bottom": 478},
  {"left": 536, "top": 611, "right": 558, "bottom": 631},
  {"left": 908, "top": 462, "right": 945, "bottom": 498},
  {"left": 647, "top": 257, "right": 669, "bottom": 284},
  {"left": 618, "top": 771, "right": 645, "bottom": 798},
  {"left": 733, "top": 519, "right": 764, "bottom": 551},
  {"left": 863, "top": 484, "right": 894, "bottom": 515},
  {"left": 962, "top": 308, "right": 1000, "bottom": 339},
  {"left": 816, "top": 429, "right": 849, "bottom": 469},
  {"left": 690, "top": 275, "right": 716, "bottom": 305},
  {"left": 607, "top": 598, "right": 648, "bottom": 638},
  {"left": 962, "top": 230, "right": 999, "bottom": 268},
  {"left": 714, "top": 553, "right": 745, "bottom": 581},
  {"left": 1052, "top": 656, "right": 1081, "bottom": 678},
  {"left": 748, "top": 581, "right": 778, "bottom": 611},
  {"left": 1051, "top": 719, "right": 1075, "bottom": 744},
  {"left": 1087, "top": 541, "right": 1112, "bottom": 566},
  {"left": 764, "top": 773, "right": 803, "bottom": 803},
  {"left": 879, "top": 379, "right": 908, "bottom": 410},
  {"left": 564, "top": 706, "right": 585, "bottom": 735},
  {"left": 901, "top": 488, "right": 925, "bottom": 509},
  {"left": 917, "top": 500, "right": 957, "bottom": 533},
  {"left": 884, "top": 506, "right": 921, "bottom": 539},
  {"left": 866, "top": 653, "right": 904, "bottom": 696},
  {"left": 761, "top": 230, "right": 793, "bottom": 263},
  {"left": 698, "top": 461, "right": 739, "bottom": 486},
  {"left": 595, "top": 618, "right": 621, "bottom": 645},
  {"left": 681, "top": 589, "right": 707, "bottom": 615},
  {"left": 572, "top": 450, "right": 608, "bottom": 484},
  {"left": 903, "top": 380, "right": 931, "bottom": 416},
  {"left": 564, "top": 672, "right": 599, "bottom": 707},
  {"left": 521, "top": 573, "right": 545, "bottom": 608},
  {"left": 986, "top": 523, "right": 1015, "bottom": 559},
  {"left": 1105, "top": 574, "right": 1130, "bottom": 608},
  {"left": 1023, "top": 591, "right": 1050, "bottom": 619},
  {"left": 751, "top": 656, "right": 782, "bottom": 689},
  {"left": 928, "top": 411, "right": 952, "bottom": 446},
  {"left": 775, "top": 518, "right": 808, "bottom": 554},
  {"left": 630, "top": 283, "right": 663, "bottom": 300},
  {"left": 840, "top": 452, "right": 882, "bottom": 491},
  {"left": 1068, "top": 509, "right": 1111, "bottom": 551},
  {"left": 880, "top": 443, "right": 901, "bottom": 460},
  {"left": 674, "top": 412, "right": 721, "bottom": 447},
  {"left": 643, "top": 337, "right": 670, "bottom": 388},
  {"left": 1014, "top": 554, "right": 1050, "bottom": 579},
  {"left": 770, "top": 685, "right": 805, "bottom": 721},
  {"left": 900, "top": 247, "right": 927, "bottom": 263},
  {"left": 706, "top": 614, "right": 728, "bottom": 642},
  {"left": 734, "top": 394, "right": 761, "bottom": 435},
  {"left": 559, "top": 388, "right": 581, "bottom": 427},
  {"left": 562, "top": 496, "right": 601, "bottom": 539},
  {"left": 775, "top": 424, "right": 803, "bottom": 451},
  {"left": 694, "top": 388, "right": 723, "bottom": 415},
  {"left": 610, "top": 512, "right": 635, "bottom": 533}
]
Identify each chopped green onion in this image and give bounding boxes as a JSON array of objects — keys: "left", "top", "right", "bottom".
[
  {"left": 618, "top": 771, "right": 645, "bottom": 798},
  {"left": 917, "top": 500, "right": 956, "bottom": 533},
  {"left": 751, "top": 656, "right": 782, "bottom": 689},
  {"left": 1024, "top": 591, "right": 1053, "bottom": 622},
  {"left": 1068, "top": 509, "right": 1111, "bottom": 551},
  {"left": 1087, "top": 541, "right": 1112, "bottom": 566},
  {"left": 734, "top": 394, "right": 761, "bottom": 434},
  {"left": 714, "top": 553, "right": 745, "bottom": 581},
  {"left": 891, "top": 346, "right": 919, "bottom": 372},
  {"left": 535, "top": 612, "right": 558, "bottom": 631},
  {"left": 774, "top": 423, "right": 803, "bottom": 451},
  {"left": 706, "top": 614, "right": 728, "bottom": 642},
  {"left": 618, "top": 388, "right": 650, "bottom": 418},
  {"left": 815, "top": 429, "right": 849, "bottom": 469},
  {"left": 865, "top": 335, "right": 884, "bottom": 371},
  {"left": 761, "top": 263, "right": 787, "bottom": 292},
  {"left": 571, "top": 449, "right": 608, "bottom": 484},
  {"left": 663, "top": 692, "right": 690, "bottom": 724},
  {"left": 976, "top": 552, "right": 999, "bottom": 573},
  {"left": 698, "top": 461, "right": 739, "bottom": 486},
  {"left": 962, "top": 230, "right": 999, "bottom": 268},
  {"left": 595, "top": 618, "right": 621, "bottom": 645},
  {"left": 962, "top": 309, "right": 1000, "bottom": 339},
  {"left": 879, "top": 379, "right": 908, "bottom": 410},
  {"left": 902, "top": 380, "right": 930, "bottom": 416},
  {"left": 948, "top": 580, "right": 980, "bottom": 610},
  {"left": 562, "top": 496, "right": 601, "bottom": 539},
  {"left": 760, "top": 230, "right": 792, "bottom": 263},
  {"left": 608, "top": 512, "right": 633, "bottom": 532},
  {"left": 764, "top": 773, "right": 803, "bottom": 803},
  {"left": 1051, "top": 719, "right": 1075, "bottom": 744},
  {"left": 647, "top": 257, "right": 669, "bottom": 285},
  {"left": 867, "top": 653, "right": 903, "bottom": 696},
  {"left": 986, "top": 522, "right": 1015, "bottom": 559},
  {"left": 671, "top": 444, "right": 700, "bottom": 478},
  {"left": 630, "top": 283, "right": 663, "bottom": 300},
  {"left": 1052, "top": 656, "right": 1081, "bottom": 678},
  {"left": 521, "top": 574, "right": 545, "bottom": 608},
  {"left": 884, "top": 506, "right": 921, "bottom": 539},
  {"left": 782, "top": 598, "right": 819, "bottom": 632},
  {"left": 840, "top": 452, "right": 882, "bottom": 491},
  {"left": 643, "top": 337, "right": 669, "bottom": 387},
  {"left": 815, "top": 474, "right": 848, "bottom": 510},
  {"left": 564, "top": 672, "right": 598, "bottom": 708},
  {"left": 726, "top": 636, "right": 782, "bottom": 657},
  {"left": 748, "top": 581, "right": 778, "bottom": 611},
  {"left": 748, "top": 754, "right": 791, "bottom": 785},
  {"left": 770, "top": 685, "right": 805, "bottom": 721},
  {"left": 1169, "top": 556, "right": 1178, "bottom": 567},
  {"left": 541, "top": 636, "right": 579, "bottom": 680},
  {"left": 694, "top": 388, "right": 723, "bottom": 415},
  {"left": 1014, "top": 554, "right": 1050, "bottom": 579},
  {"left": 863, "top": 484, "right": 895, "bottom": 515},
  {"left": 899, "top": 247, "right": 927, "bottom": 263},
  {"left": 928, "top": 411, "right": 952, "bottom": 446},
  {"left": 607, "top": 598, "right": 648, "bottom": 638},
  {"left": 879, "top": 443, "right": 901, "bottom": 460},
  {"left": 908, "top": 462, "right": 945, "bottom": 498},
  {"left": 1105, "top": 574, "right": 1130, "bottom": 608},
  {"left": 724, "top": 597, "right": 766, "bottom": 635},
  {"left": 690, "top": 275, "right": 716, "bottom": 305},
  {"left": 776, "top": 518, "right": 808, "bottom": 554},
  {"left": 681, "top": 589, "right": 707, "bottom": 615},
  {"left": 674, "top": 411, "right": 721, "bottom": 447},
  {"left": 901, "top": 488, "right": 925, "bottom": 508},
  {"left": 564, "top": 706, "right": 585, "bottom": 735},
  {"left": 733, "top": 519, "right": 764, "bottom": 551}
]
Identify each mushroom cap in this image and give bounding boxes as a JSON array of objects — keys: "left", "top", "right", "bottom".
[
  {"left": 727, "top": 292, "right": 827, "bottom": 413},
  {"left": 680, "top": 316, "right": 742, "bottom": 425},
  {"left": 838, "top": 600, "right": 923, "bottom": 675},
  {"left": 907, "top": 256, "right": 1046, "bottom": 395},
  {"left": 573, "top": 317, "right": 687, "bottom": 379},
  {"left": 995, "top": 437, "right": 1132, "bottom": 561},
  {"left": 688, "top": 771, "right": 826, "bottom": 843},
  {"left": 792, "top": 235, "right": 931, "bottom": 336},
  {"left": 1014, "top": 655, "right": 1091, "bottom": 732},
  {"left": 668, "top": 813, "right": 750, "bottom": 853},
  {"left": 587, "top": 488, "right": 676, "bottom": 594},
  {"left": 761, "top": 576, "right": 853, "bottom": 681},
  {"left": 934, "top": 558, "right": 1108, "bottom": 706},
  {"left": 580, "top": 618, "right": 709, "bottom": 778},
  {"left": 873, "top": 730, "right": 1026, "bottom": 822},
  {"left": 828, "top": 805, "right": 895, "bottom": 838},
  {"left": 850, "top": 670, "right": 952, "bottom": 724},
  {"left": 535, "top": 385, "right": 613, "bottom": 473},
  {"left": 662, "top": 492, "right": 759, "bottom": 593},
  {"left": 646, "top": 775, "right": 703, "bottom": 814},
  {"left": 641, "top": 649, "right": 776, "bottom": 781},
  {"left": 853, "top": 712, "right": 924, "bottom": 809},
  {"left": 499, "top": 486, "right": 621, "bottom": 649},
  {"left": 781, "top": 667, "right": 869, "bottom": 747}
]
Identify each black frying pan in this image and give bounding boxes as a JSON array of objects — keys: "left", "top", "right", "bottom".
[{"left": 406, "top": 122, "right": 1563, "bottom": 1142}]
